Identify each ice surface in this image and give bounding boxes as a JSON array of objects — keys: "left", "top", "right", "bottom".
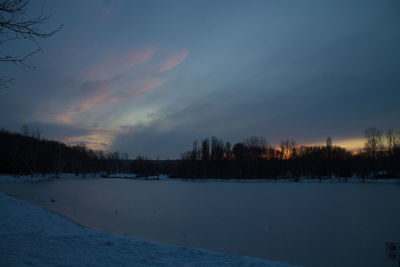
[
  {"left": 1, "top": 174, "right": 399, "bottom": 266},
  {"left": 0, "top": 192, "right": 298, "bottom": 267}
]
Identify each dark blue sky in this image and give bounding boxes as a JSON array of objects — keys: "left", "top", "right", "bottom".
[{"left": 1, "top": 0, "right": 399, "bottom": 158}]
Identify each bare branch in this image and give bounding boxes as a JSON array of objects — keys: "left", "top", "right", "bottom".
[
  {"left": 0, "top": 0, "right": 62, "bottom": 88},
  {"left": 0, "top": 48, "right": 40, "bottom": 67},
  {"left": 0, "top": 75, "right": 14, "bottom": 89}
]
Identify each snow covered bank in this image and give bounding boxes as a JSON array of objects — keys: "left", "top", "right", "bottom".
[
  {"left": 0, "top": 173, "right": 157, "bottom": 183},
  {"left": 161, "top": 176, "right": 400, "bottom": 184},
  {"left": 1, "top": 173, "right": 399, "bottom": 184},
  {"left": 0, "top": 173, "right": 95, "bottom": 183},
  {"left": 0, "top": 174, "right": 55, "bottom": 183},
  {"left": 0, "top": 193, "right": 298, "bottom": 267}
]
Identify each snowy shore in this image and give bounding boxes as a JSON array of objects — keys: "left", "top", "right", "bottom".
[
  {"left": 0, "top": 193, "right": 298, "bottom": 266},
  {"left": 1, "top": 173, "right": 399, "bottom": 184}
]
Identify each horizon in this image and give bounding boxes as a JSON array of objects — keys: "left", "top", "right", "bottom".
[
  {"left": 0, "top": 126, "right": 370, "bottom": 160},
  {"left": 1, "top": 0, "right": 399, "bottom": 159}
]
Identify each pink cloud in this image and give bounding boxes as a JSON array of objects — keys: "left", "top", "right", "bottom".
[
  {"left": 76, "top": 78, "right": 165, "bottom": 113},
  {"left": 158, "top": 49, "right": 189, "bottom": 73},
  {"left": 134, "top": 79, "right": 164, "bottom": 94},
  {"left": 54, "top": 105, "right": 74, "bottom": 125},
  {"left": 85, "top": 46, "right": 156, "bottom": 79},
  {"left": 91, "top": 127, "right": 131, "bottom": 136},
  {"left": 74, "top": 77, "right": 120, "bottom": 112},
  {"left": 79, "top": 91, "right": 111, "bottom": 111},
  {"left": 108, "top": 78, "right": 165, "bottom": 105},
  {"left": 49, "top": 47, "right": 187, "bottom": 130},
  {"left": 41, "top": 102, "right": 75, "bottom": 126},
  {"left": 77, "top": 48, "right": 188, "bottom": 114}
]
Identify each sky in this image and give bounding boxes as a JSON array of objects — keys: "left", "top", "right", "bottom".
[{"left": 0, "top": 0, "right": 399, "bottom": 159}]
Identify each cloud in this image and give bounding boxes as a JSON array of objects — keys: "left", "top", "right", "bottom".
[
  {"left": 78, "top": 84, "right": 117, "bottom": 112},
  {"left": 130, "top": 78, "right": 165, "bottom": 95},
  {"left": 26, "top": 122, "right": 132, "bottom": 152},
  {"left": 23, "top": 122, "right": 92, "bottom": 141},
  {"left": 84, "top": 46, "right": 156, "bottom": 79},
  {"left": 101, "top": 0, "right": 117, "bottom": 17},
  {"left": 36, "top": 47, "right": 189, "bottom": 152},
  {"left": 41, "top": 75, "right": 165, "bottom": 149},
  {"left": 158, "top": 49, "right": 189, "bottom": 73},
  {"left": 303, "top": 137, "right": 365, "bottom": 151},
  {"left": 111, "top": 124, "right": 198, "bottom": 159},
  {"left": 66, "top": 48, "right": 189, "bottom": 117},
  {"left": 77, "top": 77, "right": 165, "bottom": 112},
  {"left": 61, "top": 127, "right": 131, "bottom": 151},
  {"left": 52, "top": 105, "right": 74, "bottom": 125}
]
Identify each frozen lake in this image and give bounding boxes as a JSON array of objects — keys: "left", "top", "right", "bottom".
[{"left": 1, "top": 178, "right": 399, "bottom": 267}]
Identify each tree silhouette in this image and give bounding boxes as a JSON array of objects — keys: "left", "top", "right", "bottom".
[
  {"left": 175, "top": 127, "right": 400, "bottom": 181},
  {"left": 0, "top": 0, "right": 62, "bottom": 88}
]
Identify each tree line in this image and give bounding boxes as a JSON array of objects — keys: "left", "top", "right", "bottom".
[
  {"left": 172, "top": 127, "right": 400, "bottom": 181},
  {"left": 1, "top": 126, "right": 399, "bottom": 181},
  {"left": 0, "top": 126, "right": 130, "bottom": 177}
]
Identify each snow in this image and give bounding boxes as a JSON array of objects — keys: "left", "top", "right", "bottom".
[
  {"left": 159, "top": 176, "right": 400, "bottom": 184},
  {"left": 0, "top": 173, "right": 95, "bottom": 183},
  {"left": 0, "top": 174, "right": 55, "bottom": 183},
  {"left": 0, "top": 193, "right": 298, "bottom": 267},
  {"left": 1, "top": 173, "right": 399, "bottom": 184}
]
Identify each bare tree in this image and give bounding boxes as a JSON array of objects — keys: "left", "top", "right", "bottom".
[
  {"left": 0, "top": 76, "right": 13, "bottom": 88},
  {"left": 224, "top": 141, "right": 232, "bottom": 160},
  {"left": 395, "top": 130, "right": 400, "bottom": 149},
  {"left": 21, "top": 124, "right": 41, "bottom": 139},
  {"left": 364, "top": 127, "right": 383, "bottom": 157},
  {"left": 210, "top": 136, "right": 224, "bottom": 161},
  {"left": 326, "top": 136, "right": 332, "bottom": 148},
  {"left": 280, "top": 139, "right": 292, "bottom": 159},
  {"left": 0, "top": 0, "right": 62, "bottom": 87},
  {"left": 190, "top": 141, "right": 200, "bottom": 161},
  {"left": 245, "top": 136, "right": 266, "bottom": 148},
  {"left": 201, "top": 138, "right": 210, "bottom": 161}
]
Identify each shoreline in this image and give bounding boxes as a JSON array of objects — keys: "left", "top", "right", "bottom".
[
  {"left": 1, "top": 173, "right": 400, "bottom": 184},
  {"left": 0, "top": 192, "right": 298, "bottom": 267}
]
